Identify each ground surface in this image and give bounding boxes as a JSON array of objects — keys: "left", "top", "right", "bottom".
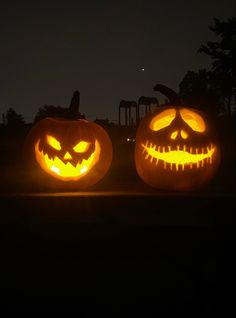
[{"left": 0, "top": 190, "right": 235, "bottom": 315}]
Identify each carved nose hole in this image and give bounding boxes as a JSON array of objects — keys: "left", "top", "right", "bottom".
[
  {"left": 170, "top": 131, "right": 178, "bottom": 140},
  {"left": 181, "top": 130, "right": 188, "bottom": 139},
  {"left": 64, "top": 152, "right": 72, "bottom": 160}
]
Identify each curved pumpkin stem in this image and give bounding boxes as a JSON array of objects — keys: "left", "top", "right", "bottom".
[
  {"left": 68, "top": 90, "right": 80, "bottom": 119},
  {"left": 153, "top": 84, "right": 182, "bottom": 106}
]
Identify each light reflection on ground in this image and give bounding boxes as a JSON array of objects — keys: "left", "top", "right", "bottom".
[{"left": 2, "top": 190, "right": 235, "bottom": 198}]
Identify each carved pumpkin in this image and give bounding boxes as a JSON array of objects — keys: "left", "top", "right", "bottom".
[
  {"left": 25, "top": 117, "right": 113, "bottom": 189},
  {"left": 134, "top": 106, "right": 221, "bottom": 190}
]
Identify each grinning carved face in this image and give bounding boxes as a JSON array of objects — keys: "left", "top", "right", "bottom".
[
  {"left": 25, "top": 117, "right": 113, "bottom": 188},
  {"left": 135, "top": 106, "right": 221, "bottom": 190},
  {"left": 35, "top": 134, "right": 101, "bottom": 181}
]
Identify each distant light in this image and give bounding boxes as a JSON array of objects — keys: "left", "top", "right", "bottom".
[
  {"left": 126, "top": 138, "right": 136, "bottom": 142},
  {"left": 141, "top": 68, "right": 145, "bottom": 71}
]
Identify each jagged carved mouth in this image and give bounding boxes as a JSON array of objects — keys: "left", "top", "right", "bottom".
[
  {"left": 142, "top": 140, "right": 215, "bottom": 171},
  {"left": 35, "top": 139, "right": 101, "bottom": 181}
]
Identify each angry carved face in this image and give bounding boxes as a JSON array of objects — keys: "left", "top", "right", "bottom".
[
  {"left": 25, "top": 117, "right": 113, "bottom": 188},
  {"left": 135, "top": 106, "right": 221, "bottom": 190},
  {"left": 35, "top": 134, "right": 101, "bottom": 181}
]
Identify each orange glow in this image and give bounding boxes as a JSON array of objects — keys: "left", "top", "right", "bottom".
[
  {"left": 73, "top": 141, "right": 90, "bottom": 153},
  {"left": 46, "top": 135, "right": 61, "bottom": 150},
  {"left": 170, "top": 131, "right": 178, "bottom": 140},
  {"left": 150, "top": 109, "right": 176, "bottom": 131},
  {"left": 64, "top": 152, "right": 72, "bottom": 160},
  {"left": 181, "top": 130, "right": 188, "bottom": 139},
  {"left": 180, "top": 108, "right": 206, "bottom": 132},
  {"left": 142, "top": 141, "right": 215, "bottom": 170},
  {"left": 35, "top": 139, "right": 101, "bottom": 181}
]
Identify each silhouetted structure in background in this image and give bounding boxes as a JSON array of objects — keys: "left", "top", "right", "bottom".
[
  {"left": 118, "top": 97, "right": 159, "bottom": 127},
  {"left": 137, "top": 96, "right": 159, "bottom": 122},
  {"left": 118, "top": 100, "right": 138, "bottom": 127}
]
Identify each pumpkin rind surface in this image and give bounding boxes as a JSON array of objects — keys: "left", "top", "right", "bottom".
[
  {"left": 25, "top": 117, "right": 113, "bottom": 189},
  {"left": 134, "top": 106, "right": 221, "bottom": 190}
]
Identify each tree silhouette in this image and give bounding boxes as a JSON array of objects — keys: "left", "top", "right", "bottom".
[
  {"left": 34, "top": 105, "right": 68, "bottom": 123},
  {"left": 198, "top": 18, "right": 236, "bottom": 116},
  {"left": 179, "top": 69, "right": 223, "bottom": 115},
  {"left": 5, "top": 108, "right": 25, "bottom": 128},
  {"left": 34, "top": 90, "right": 84, "bottom": 123}
]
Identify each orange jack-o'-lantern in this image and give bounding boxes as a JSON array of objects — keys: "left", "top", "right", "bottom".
[
  {"left": 135, "top": 106, "right": 221, "bottom": 190},
  {"left": 25, "top": 117, "right": 113, "bottom": 189}
]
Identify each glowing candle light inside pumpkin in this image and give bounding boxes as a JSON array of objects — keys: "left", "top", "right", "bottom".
[
  {"left": 25, "top": 117, "right": 113, "bottom": 188},
  {"left": 135, "top": 106, "right": 221, "bottom": 190},
  {"left": 35, "top": 139, "right": 101, "bottom": 181}
]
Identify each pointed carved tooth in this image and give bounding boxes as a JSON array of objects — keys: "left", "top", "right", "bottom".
[
  {"left": 183, "top": 145, "right": 186, "bottom": 152},
  {"left": 190, "top": 147, "right": 193, "bottom": 154},
  {"left": 145, "top": 140, "right": 148, "bottom": 146},
  {"left": 168, "top": 146, "right": 171, "bottom": 152},
  {"left": 209, "top": 157, "right": 212, "bottom": 164},
  {"left": 202, "top": 147, "right": 205, "bottom": 154},
  {"left": 145, "top": 154, "right": 149, "bottom": 160},
  {"left": 202, "top": 160, "right": 204, "bottom": 167},
  {"left": 170, "top": 163, "right": 173, "bottom": 170},
  {"left": 150, "top": 156, "right": 154, "bottom": 163},
  {"left": 176, "top": 163, "right": 179, "bottom": 171},
  {"left": 156, "top": 159, "right": 159, "bottom": 166},
  {"left": 163, "top": 146, "right": 165, "bottom": 153},
  {"left": 153, "top": 145, "right": 156, "bottom": 150},
  {"left": 177, "top": 145, "right": 180, "bottom": 151},
  {"left": 164, "top": 161, "right": 167, "bottom": 169},
  {"left": 158, "top": 146, "right": 161, "bottom": 152},
  {"left": 182, "top": 164, "right": 184, "bottom": 170},
  {"left": 150, "top": 142, "right": 153, "bottom": 148},
  {"left": 196, "top": 148, "right": 198, "bottom": 154},
  {"left": 190, "top": 163, "right": 193, "bottom": 169},
  {"left": 197, "top": 161, "right": 200, "bottom": 168},
  {"left": 142, "top": 146, "right": 146, "bottom": 154}
]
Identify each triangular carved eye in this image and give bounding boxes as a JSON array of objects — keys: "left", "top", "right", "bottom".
[
  {"left": 149, "top": 109, "right": 176, "bottom": 131},
  {"left": 180, "top": 108, "right": 206, "bottom": 132},
  {"left": 47, "top": 135, "right": 61, "bottom": 150}
]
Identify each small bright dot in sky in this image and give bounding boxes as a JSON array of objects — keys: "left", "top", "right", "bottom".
[{"left": 141, "top": 68, "right": 145, "bottom": 71}]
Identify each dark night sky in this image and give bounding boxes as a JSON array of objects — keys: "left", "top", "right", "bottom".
[{"left": 0, "top": 0, "right": 235, "bottom": 123}]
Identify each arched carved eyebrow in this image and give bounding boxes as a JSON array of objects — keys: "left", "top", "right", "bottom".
[
  {"left": 149, "top": 109, "right": 176, "bottom": 131},
  {"left": 180, "top": 108, "right": 206, "bottom": 132}
]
